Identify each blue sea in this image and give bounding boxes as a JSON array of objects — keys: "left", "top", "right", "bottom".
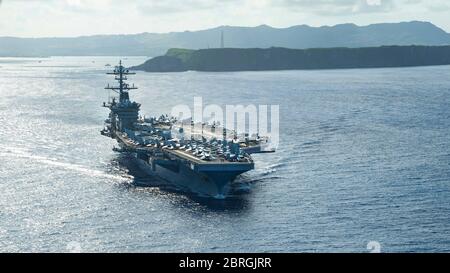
[{"left": 0, "top": 56, "right": 449, "bottom": 252}]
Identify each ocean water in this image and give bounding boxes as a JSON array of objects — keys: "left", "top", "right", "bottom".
[{"left": 0, "top": 56, "right": 449, "bottom": 253}]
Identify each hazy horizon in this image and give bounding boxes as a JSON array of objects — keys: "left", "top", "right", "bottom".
[
  {"left": 1, "top": 20, "right": 448, "bottom": 39},
  {"left": 0, "top": 0, "right": 449, "bottom": 38}
]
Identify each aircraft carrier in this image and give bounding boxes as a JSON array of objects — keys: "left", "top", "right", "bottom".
[{"left": 100, "top": 61, "right": 275, "bottom": 199}]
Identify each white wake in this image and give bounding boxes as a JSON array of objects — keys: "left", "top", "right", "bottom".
[{"left": 0, "top": 148, "right": 130, "bottom": 181}]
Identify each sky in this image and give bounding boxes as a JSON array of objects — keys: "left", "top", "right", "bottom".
[{"left": 0, "top": 0, "right": 449, "bottom": 37}]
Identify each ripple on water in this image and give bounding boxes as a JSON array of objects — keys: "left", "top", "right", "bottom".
[{"left": 1, "top": 58, "right": 450, "bottom": 252}]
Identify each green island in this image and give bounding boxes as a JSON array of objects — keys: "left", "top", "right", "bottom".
[{"left": 131, "top": 45, "right": 450, "bottom": 72}]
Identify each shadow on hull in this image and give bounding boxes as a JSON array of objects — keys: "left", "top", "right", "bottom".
[{"left": 110, "top": 153, "right": 253, "bottom": 211}]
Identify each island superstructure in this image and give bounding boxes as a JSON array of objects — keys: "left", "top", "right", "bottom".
[{"left": 100, "top": 61, "right": 275, "bottom": 198}]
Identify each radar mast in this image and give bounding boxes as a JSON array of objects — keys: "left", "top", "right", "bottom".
[{"left": 105, "top": 60, "right": 138, "bottom": 103}]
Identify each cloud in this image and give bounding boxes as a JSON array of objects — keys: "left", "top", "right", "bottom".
[
  {"left": 353, "top": 0, "right": 394, "bottom": 13},
  {"left": 136, "top": 0, "right": 228, "bottom": 14},
  {"left": 272, "top": 0, "right": 395, "bottom": 15},
  {"left": 0, "top": 0, "right": 444, "bottom": 16}
]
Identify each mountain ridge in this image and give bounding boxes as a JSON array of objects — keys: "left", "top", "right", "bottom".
[{"left": 1, "top": 21, "right": 449, "bottom": 57}]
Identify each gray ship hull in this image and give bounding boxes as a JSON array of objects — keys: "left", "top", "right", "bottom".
[{"left": 131, "top": 153, "right": 250, "bottom": 199}]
